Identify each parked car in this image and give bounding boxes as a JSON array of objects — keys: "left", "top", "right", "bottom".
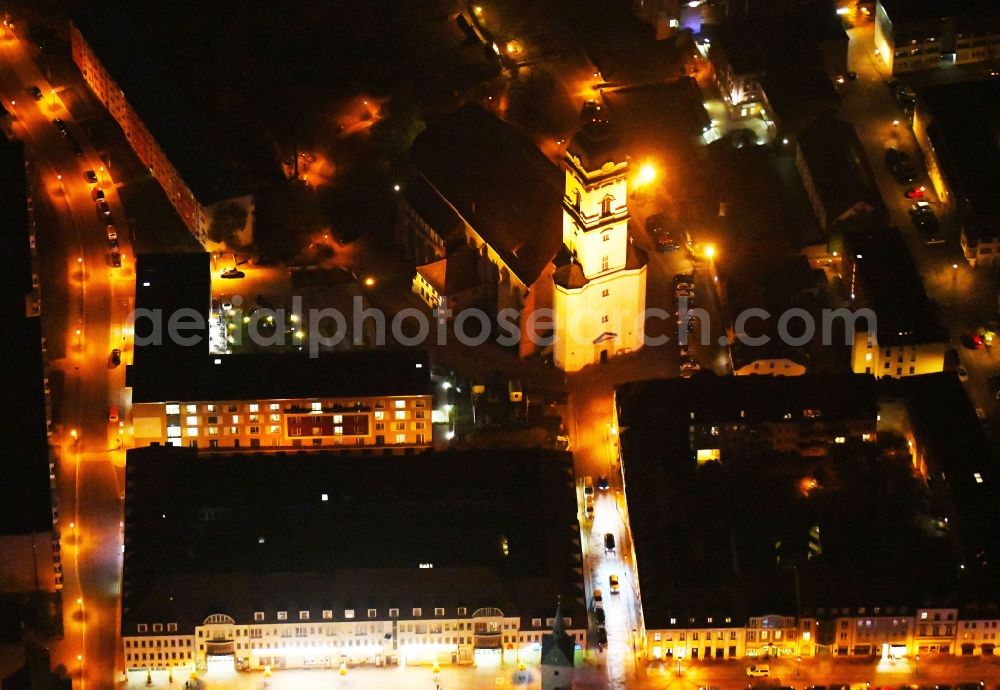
[
  {"left": 84, "top": 169, "right": 98, "bottom": 184},
  {"left": 583, "top": 476, "right": 594, "bottom": 498},
  {"left": 609, "top": 574, "right": 620, "bottom": 594},
  {"left": 958, "top": 366, "right": 969, "bottom": 383},
  {"left": 27, "top": 85, "right": 43, "bottom": 101},
  {"left": 52, "top": 118, "right": 67, "bottom": 135},
  {"left": 110, "top": 251, "right": 122, "bottom": 268},
  {"left": 746, "top": 664, "right": 770, "bottom": 677},
  {"left": 594, "top": 607, "right": 606, "bottom": 625},
  {"left": 221, "top": 268, "right": 245, "bottom": 279},
  {"left": 106, "top": 227, "right": 117, "bottom": 242},
  {"left": 596, "top": 627, "right": 608, "bottom": 646},
  {"left": 108, "top": 405, "right": 120, "bottom": 423},
  {"left": 597, "top": 476, "right": 610, "bottom": 491},
  {"left": 904, "top": 185, "right": 926, "bottom": 199},
  {"left": 108, "top": 348, "right": 121, "bottom": 367},
  {"left": 92, "top": 187, "right": 105, "bottom": 202},
  {"left": 673, "top": 273, "right": 695, "bottom": 289},
  {"left": 604, "top": 532, "right": 616, "bottom": 553},
  {"left": 593, "top": 589, "right": 603, "bottom": 607}
]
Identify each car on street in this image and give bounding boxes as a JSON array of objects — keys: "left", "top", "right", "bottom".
[
  {"left": 583, "top": 476, "right": 594, "bottom": 498},
  {"left": 680, "top": 357, "right": 701, "bottom": 373},
  {"left": 108, "top": 237, "right": 119, "bottom": 251},
  {"left": 596, "top": 627, "right": 607, "bottom": 646},
  {"left": 909, "top": 202, "right": 943, "bottom": 243},
  {"left": 96, "top": 199, "right": 110, "bottom": 216},
  {"left": 846, "top": 71, "right": 858, "bottom": 81},
  {"left": 746, "top": 664, "right": 770, "bottom": 677},
  {"left": 957, "top": 365, "right": 969, "bottom": 383},
  {"left": 592, "top": 589, "right": 603, "bottom": 607},
  {"left": 585, "top": 502, "right": 594, "bottom": 521},
  {"left": 594, "top": 607, "right": 605, "bottom": 625},
  {"left": 597, "top": 476, "right": 609, "bottom": 491},
  {"left": 962, "top": 333, "right": 984, "bottom": 350},
  {"left": 221, "top": 268, "right": 245, "bottom": 279},
  {"left": 108, "top": 405, "right": 120, "bottom": 423},
  {"left": 52, "top": 118, "right": 67, "bottom": 135},
  {"left": 110, "top": 251, "right": 122, "bottom": 268},
  {"left": 904, "top": 185, "right": 926, "bottom": 199},
  {"left": 27, "top": 85, "right": 43, "bottom": 101},
  {"left": 604, "top": 532, "right": 616, "bottom": 553},
  {"left": 673, "top": 273, "right": 695, "bottom": 289},
  {"left": 108, "top": 348, "right": 121, "bottom": 367},
  {"left": 885, "top": 147, "right": 918, "bottom": 183},
  {"left": 106, "top": 227, "right": 117, "bottom": 242},
  {"left": 609, "top": 574, "right": 620, "bottom": 594},
  {"left": 84, "top": 169, "right": 98, "bottom": 184},
  {"left": 92, "top": 187, "right": 105, "bottom": 202}
]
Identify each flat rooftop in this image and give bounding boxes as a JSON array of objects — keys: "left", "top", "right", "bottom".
[
  {"left": 843, "top": 228, "right": 949, "bottom": 347},
  {"left": 0, "top": 134, "right": 52, "bottom": 536},
  {"left": 126, "top": 348, "right": 433, "bottom": 404},
  {"left": 617, "top": 375, "right": 958, "bottom": 627},
  {"left": 122, "top": 446, "right": 583, "bottom": 634},
  {"left": 132, "top": 252, "right": 211, "bottom": 367}
]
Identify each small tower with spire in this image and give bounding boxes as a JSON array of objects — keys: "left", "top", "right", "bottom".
[{"left": 541, "top": 598, "right": 575, "bottom": 690}]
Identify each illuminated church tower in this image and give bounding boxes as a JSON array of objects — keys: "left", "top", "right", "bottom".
[{"left": 552, "top": 110, "right": 647, "bottom": 372}]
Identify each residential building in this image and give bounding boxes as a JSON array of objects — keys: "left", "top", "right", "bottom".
[
  {"left": 957, "top": 615, "right": 1000, "bottom": 656},
  {"left": 614, "top": 374, "right": 878, "bottom": 462},
  {"left": 127, "top": 349, "right": 434, "bottom": 451},
  {"left": 0, "top": 133, "right": 58, "bottom": 596},
  {"left": 914, "top": 608, "right": 957, "bottom": 654},
  {"left": 70, "top": 11, "right": 273, "bottom": 244},
  {"left": 911, "top": 80, "right": 1000, "bottom": 266},
  {"left": 745, "top": 615, "right": 799, "bottom": 657},
  {"left": 796, "top": 115, "right": 885, "bottom": 236},
  {"left": 843, "top": 229, "right": 949, "bottom": 378},
  {"left": 411, "top": 244, "right": 482, "bottom": 315},
  {"left": 827, "top": 613, "right": 915, "bottom": 657},
  {"left": 874, "top": 0, "right": 1000, "bottom": 75},
  {"left": 121, "top": 446, "right": 586, "bottom": 673},
  {"left": 645, "top": 616, "right": 747, "bottom": 662}
]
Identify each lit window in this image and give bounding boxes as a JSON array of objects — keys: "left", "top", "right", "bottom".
[
  {"left": 269, "top": 425, "right": 280, "bottom": 434},
  {"left": 269, "top": 403, "right": 280, "bottom": 411},
  {"left": 205, "top": 404, "right": 215, "bottom": 413},
  {"left": 834, "top": 436, "right": 846, "bottom": 444},
  {"left": 299, "top": 611, "right": 309, "bottom": 620},
  {"left": 333, "top": 415, "right": 343, "bottom": 423},
  {"left": 207, "top": 427, "right": 218, "bottom": 436},
  {"left": 231, "top": 415, "right": 240, "bottom": 424},
  {"left": 186, "top": 426, "right": 198, "bottom": 436},
  {"left": 277, "top": 611, "right": 287, "bottom": 621},
  {"left": 249, "top": 404, "right": 259, "bottom": 412},
  {"left": 254, "top": 612, "right": 264, "bottom": 622},
  {"left": 334, "top": 426, "right": 343, "bottom": 435},
  {"left": 185, "top": 416, "right": 198, "bottom": 426},
  {"left": 165, "top": 404, "right": 180, "bottom": 415},
  {"left": 435, "top": 608, "right": 445, "bottom": 616},
  {"left": 394, "top": 411, "right": 407, "bottom": 420},
  {"left": 185, "top": 405, "right": 197, "bottom": 414},
  {"left": 229, "top": 426, "right": 239, "bottom": 435},
  {"left": 394, "top": 400, "right": 406, "bottom": 409},
  {"left": 270, "top": 414, "right": 280, "bottom": 422},
  {"left": 974, "top": 472, "right": 984, "bottom": 484},
  {"left": 167, "top": 426, "right": 181, "bottom": 438},
  {"left": 413, "top": 608, "right": 422, "bottom": 617},
  {"left": 395, "top": 433, "right": 407, "bottom": 444},
  {"left": 368, "top": 609, "right": 377, "bottom": 619},
  {"left": 374, "top": 411, "right": 385, "bottom": 421},
  {"left": 322, "top": 610, "right": 332, "bottom": 620},
  {"left": 345, "top": 610, "right": 355, "bottom": 619},
  {"left": 311, "top": 402, "right": 322, "bottom": 412}
]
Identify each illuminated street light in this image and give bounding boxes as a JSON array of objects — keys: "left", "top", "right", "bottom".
[
  {"left": 705, "top": 244, "right": 716, "bottom": 260},
  {"left": 364, "top": 276, "right": 375, "bottom": 287},
  {"left": 636, "top": 163, "right": 657, "bottom": 186}
]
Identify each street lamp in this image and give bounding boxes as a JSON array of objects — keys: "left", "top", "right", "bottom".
[
  {"left": 636, "top": 163, "right": 657, "bottom": 187},
  {"left": 797, "top": 655, "right": 801, "bottom": 676},
  {"left": 676, "top": 649, "right": 684, "bottom": 677},
  {"left": 631, "top": 628, "right": 638, "bottom": 677},
  {"left": 914, "top": 654, "right": 919, "bottom": 677}
]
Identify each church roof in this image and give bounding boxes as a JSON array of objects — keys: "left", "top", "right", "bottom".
[
  {"left": 415, "top": 244, "right": 480, "bottom": 297},
  {"left": 411, "top": 103, "right": 563, "bottom": 287},
  {"left": 541, "top": 600, "right": 575, "bottom": 667}
]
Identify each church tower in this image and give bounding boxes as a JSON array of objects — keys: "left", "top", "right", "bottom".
[
  {"left": 541, "top": 599, "right": 575, "bottom": 690},
  {"left": 552, "top": 110, "right": 647, "bottom": 372}
]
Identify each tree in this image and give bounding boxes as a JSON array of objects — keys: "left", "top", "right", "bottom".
[{"left": 207, "top": 201, "right": 249, "bottom": 248}]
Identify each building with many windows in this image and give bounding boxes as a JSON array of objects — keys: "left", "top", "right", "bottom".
[
  {"left": 121, "top": 446, "right": 585, "bottom": 674},
  {"left": 874, "top": 0, "right": 1000, "bottom": 75},
  {"left": 127, "top": 349, "right": 434, "bottom": 451}
]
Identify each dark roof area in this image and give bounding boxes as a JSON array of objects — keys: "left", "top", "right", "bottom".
[
  {"left": 410, "top": 103, "right": 563, "bottom": 286},
  {"left": 122, "top": 446, "right": 583, "bottom": 633},
  {"left": 760, "top": 66, "right": 840, "bottom": 133},
  {"left": 616, "top": 374, "right": 878, "bottom": 430},
  {"left": 920, "top": 80, "right": 1000, "bottom": 221},
  {"left": 415, "top": 244, "right": 480, "bottom": 296},
  {"left": 567, "top": 79, "right": 710, "bottom": 172},
  {"left": 402, "top": 174, "right": 463, "bottom": 243},
  {"left": 0, "top": 134, "right": 52, "bottom": 536},
  {"left": 617, "top": 374, "right": 959, "bottom": 626},
  {"left": 879, "top": 0, "right": 998, "bottom": 23},
  {"left": 880, "top": 374, "right": 1000, "bottom": 583},
  {"left": 843, "top": 228, "right": 949, "bottom": 346},
  {"left": 126, "top": 348, "right": 433, "bottom": 403},
  {"left": 797, "top": 114, "right": 885, "bottom": 227},
  {"left": 132, "top": 253, "right": 211, "bottom": 367}
]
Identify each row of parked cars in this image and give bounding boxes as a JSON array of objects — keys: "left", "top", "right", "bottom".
[
  {"left": 674, "top": 273, "right": 701, "bottom": 376},
  {"left": 885, "top": 146, "right": 943, "bottom": 245}
]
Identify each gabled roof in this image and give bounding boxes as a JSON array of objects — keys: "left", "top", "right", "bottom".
[
  {"left": 415, "top": 244, "right": 480, "bottom": 296},
  {"left": 797, "top": 115, "right": 885, "bottom": 227},
  {"left": 411, "top": 104, "right": 563, "bottom": 286}
]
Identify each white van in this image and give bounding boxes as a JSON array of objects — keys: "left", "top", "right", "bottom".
[{"left": 745, "top": 664, "right": 770, "bottom": 677}]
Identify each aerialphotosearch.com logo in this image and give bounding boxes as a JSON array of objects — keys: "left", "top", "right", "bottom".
[{"left": 126, "top": 295, "right": 878, "bottom": 357}]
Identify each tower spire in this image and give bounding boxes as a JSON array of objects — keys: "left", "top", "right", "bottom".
[{"left": 552, "top": 595, "right": 565, "bottom": 636}]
